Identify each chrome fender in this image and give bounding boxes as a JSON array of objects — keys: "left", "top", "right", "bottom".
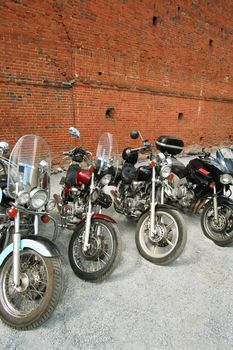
[{"left": 0, "top": 235, "right": 61, "bottom": 266}]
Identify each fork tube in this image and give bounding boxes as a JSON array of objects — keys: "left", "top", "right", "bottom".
[
  {"left": 223, "top": 186, "right": 226, "bottom": 197},
  {"left": 150, "top": 166, "right": 156, "bottom": 237},
  {"left": 213, "top": 184, "right": 219, "bottom": 221},
  {"left": 13, "top": 211, "right": 21, "bottom": 287},
  {"left": 34, "top": 214, "right": 39, "bottom": 235},
  {"left": 83, "top": 172, "right": 94, "bottom": 251},
  {"left": 161, "top": 183, "right": 164, "bottom": 205}
]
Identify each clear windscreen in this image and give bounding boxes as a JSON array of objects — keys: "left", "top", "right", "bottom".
[
  {"left": 212, "top": 148, "right": 233, "bottom": 174},
  {"left": 96, "top": 133, "right": 118, "bottom": 177},
  {"left": 7, "top": 135, "right": 51, "bottom": 198}
]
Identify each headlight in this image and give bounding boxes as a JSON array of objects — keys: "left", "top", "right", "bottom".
[
  {"left": 46, "top": 199, "right": 56, "bottom": 211},
  {"left": 17, "top": 191, "right": 30, "bottom": 205},
  {"left": 220, "top": 174, "right": 233, "bottom": 185},
  {"left": 160, "top": 165, "right": 171, "bottom": 178},
  {"left": 99, "top": 174, "right": 112, "bottom": 186},
  {"left": 30, "top": 188, "right": 48, "bottom": 209}
]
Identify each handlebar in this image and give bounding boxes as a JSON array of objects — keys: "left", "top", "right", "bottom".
[
  {"left": 63, "top": 147, "right": 92, "bottom": 161},
  {"left": 128, "top": 143, "right": 152, "bottom": 154}
]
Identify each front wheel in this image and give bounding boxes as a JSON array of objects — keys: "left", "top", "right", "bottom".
[
  {"left": 69, "top": 219, "right": 121, "bottom": 282},
  {"left": 135, "top": 209, "right": 187, "bottom": 265},
  {"left": 201, "top": 200, "right": 233, "bottom": 246},
  {"left": 0, "top": 249, "right": 62, "bottom": 330}
]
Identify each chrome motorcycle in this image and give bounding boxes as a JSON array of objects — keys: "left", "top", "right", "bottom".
[
  {"left": 0, "top": 135, "right": 62, "bottom": 330},
  {"left": 112, "top": 131, "right": 187, "bottom": 265}
]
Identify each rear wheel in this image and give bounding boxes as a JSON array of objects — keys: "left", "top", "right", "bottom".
[
  {"left": 69, "top": 219, "right": 121, "bottom": 282},
  {"left": 201, "top": 200, "right": 233, "bottom": 246},
  {"left": 0, "top": 249, "right": 62, "bottom": 330},
  {"left": 135, "top": 209, "right": 187, "bottom": 265}
]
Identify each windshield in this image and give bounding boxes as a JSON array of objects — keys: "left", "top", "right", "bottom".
[
  {"left": 7, "top": 135, "right": 51, "bottom": 199},
  {"left": 96, "top": 133, "right": 118, "bottom": 177},
  {"left": 210, "top": 147, "right": 233, "bottom": 174}
]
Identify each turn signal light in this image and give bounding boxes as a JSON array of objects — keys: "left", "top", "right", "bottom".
[
  {"left": 209, "top": 181, "right": 215, "bottom": 189},
  {"left": 7, "top": 207, "right": 18, "bottom": 219},
  {"left": 149, "top": 161, "right": 156, "bottom": 168},
  {"left": 169, "top": 173, "right": 174, "bottom": 181},
  {"left": 41, "top": 214, "right": 50, "bottom": 224}
]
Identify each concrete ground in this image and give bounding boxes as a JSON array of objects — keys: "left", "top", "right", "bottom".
[{"left": 0, "top": 166, "right": 233, "bottom": 350}]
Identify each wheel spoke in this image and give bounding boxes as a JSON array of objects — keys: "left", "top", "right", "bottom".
[
  {"left": 165, "top": 238, "right": 175, "bottom": 247},
  {"left": 165, "top": 220, "right": 175, "bottom": 231}
]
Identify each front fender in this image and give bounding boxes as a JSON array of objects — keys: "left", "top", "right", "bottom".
[
  {"left": 0, "top": 235, "right": 61, "bottom": 266},
  {"left": 80, "top": 213, "right": 116, "bottom": 223}
]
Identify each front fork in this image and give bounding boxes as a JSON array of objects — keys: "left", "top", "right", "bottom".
[
  {"left": 150, "top": 166, "right": 156, "bottom": 238},
  {"left": 13, "top": 211, "right": 41, "bottom": 287},
  {"left": 83, "top": 172, "right": 95, "bottom": 251},
  {"left": 212, "top": 184, "right": 219, "bottom": 222},
  {"left": 13, "top": 211, "right": 21, "bottom": 287}
]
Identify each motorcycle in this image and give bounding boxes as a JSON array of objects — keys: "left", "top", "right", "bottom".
[
  {"left": 111, "top": 131, "right": 187, "bottom": 265},
  {"left": 157, "top": 136, "right": 233, "bottom": 246},
  {"left": 0, "top": 141, "right": 11, "bottom": 250},
  {"left": 0, "top": 135, "right": 63, "bottom": 330},
  {"left": 55, "top": 127, "right": 121, "bottom": 282}
]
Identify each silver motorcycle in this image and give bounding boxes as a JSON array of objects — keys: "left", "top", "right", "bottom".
[{"left": 0, "top": 135, "right": 62, "bottom": 330}]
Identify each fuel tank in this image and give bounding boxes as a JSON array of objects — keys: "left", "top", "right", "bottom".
[
  {"left": 65, "top": 164, "right": 91, "bottom": 188},
  {"left": 137, "top": 166, "right": 152, "bottom": 181},
  {"left": 76, "top": 169, "right": 92, "bottom": 187}
]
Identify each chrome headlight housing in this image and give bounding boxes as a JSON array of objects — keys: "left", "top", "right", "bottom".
[
  {"left": 46, "top": 199, "right": 56, "bottom": 212},
  {"left": 160, "top": 165, "right": 171, "bottom": 178},
  {"left": 99, "top": 174, "right": 112, "bottom": 186},
  {"left": 30, "top": 188, "right": 48, "bottom": 209},
  {"left": 17, "top": 191, "right": 30, "bottom": 205},
  {"left": 220, "top": 174, "right": 233, "bottom": 185}
]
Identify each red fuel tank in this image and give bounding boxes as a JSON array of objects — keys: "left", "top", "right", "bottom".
[{"left": 76, "top": 169, "right": 91, "bottom": 187}]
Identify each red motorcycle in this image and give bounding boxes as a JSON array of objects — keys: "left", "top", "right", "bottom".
[{"left": 55, "top": 128, "right": 121, "bottom": 282}]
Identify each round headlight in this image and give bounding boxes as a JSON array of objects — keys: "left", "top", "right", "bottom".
[
  {"left": 100, "top": 174, "right": 112, "bottom": 186},
  {"left": 17, "top": 191, "right": 30, "bottom": 205},
  {"left": 160, "top": 165, "right": 171, "bottom": 178},
  {"left": 220, "top": 174, "right": 233, "bottom": 185},
  {"left": 91, "top": 189, "right": 99, "bottom": 203},
  {"left": 46, "top": 199, "right": 56, "bottom": 212},
  {"left": 30, "top": 188, "right": 48, "bottom": 209}
]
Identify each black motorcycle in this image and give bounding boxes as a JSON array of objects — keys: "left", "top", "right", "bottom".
[
  {"left": 157, "top": 136, "right": 233, "bottom": 246},
  {"left": 111, "top": 131, "right": 187, "bottom": 265}
]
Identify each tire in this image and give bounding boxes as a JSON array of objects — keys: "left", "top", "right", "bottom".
[
  {"left": 69, "top": 219, "right": 121, "bottom": 282},
  {"left": 201, "top": 200, "right": 233, "bottom": 246},
  {"left": 135, "top": 209, "right": 187, "bottom": 265},
  {"left": 0, "top": 249, "right": 62, "bottom": 330}
]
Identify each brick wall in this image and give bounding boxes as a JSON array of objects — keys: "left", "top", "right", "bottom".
[{"left": 0, "top": 0, "right": 232, "bottom": 164}]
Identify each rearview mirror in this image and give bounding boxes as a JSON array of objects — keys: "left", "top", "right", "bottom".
[
  {"left": 130, "top": 130, "right": 139, "bottom": 140},
  {"left": 69, "top": 127, "right": 80, "bottom": 138}
]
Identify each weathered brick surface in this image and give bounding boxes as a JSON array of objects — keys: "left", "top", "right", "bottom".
[{"left": 0, "top": 0, "right": 232, "bottom": 163}]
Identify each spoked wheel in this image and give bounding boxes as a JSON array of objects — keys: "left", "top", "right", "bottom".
[
  {"left": 0, "top": 249, "right": 62, "bottom": 330},
  {"left": 201, "top": 200, "right": 233, "bottom": 246},
  {"left": 135, "top": 209, "right": 187, "bottom": 265},
  {"left": 69, "top": 219, "right": 120, "bottom": 282}
]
